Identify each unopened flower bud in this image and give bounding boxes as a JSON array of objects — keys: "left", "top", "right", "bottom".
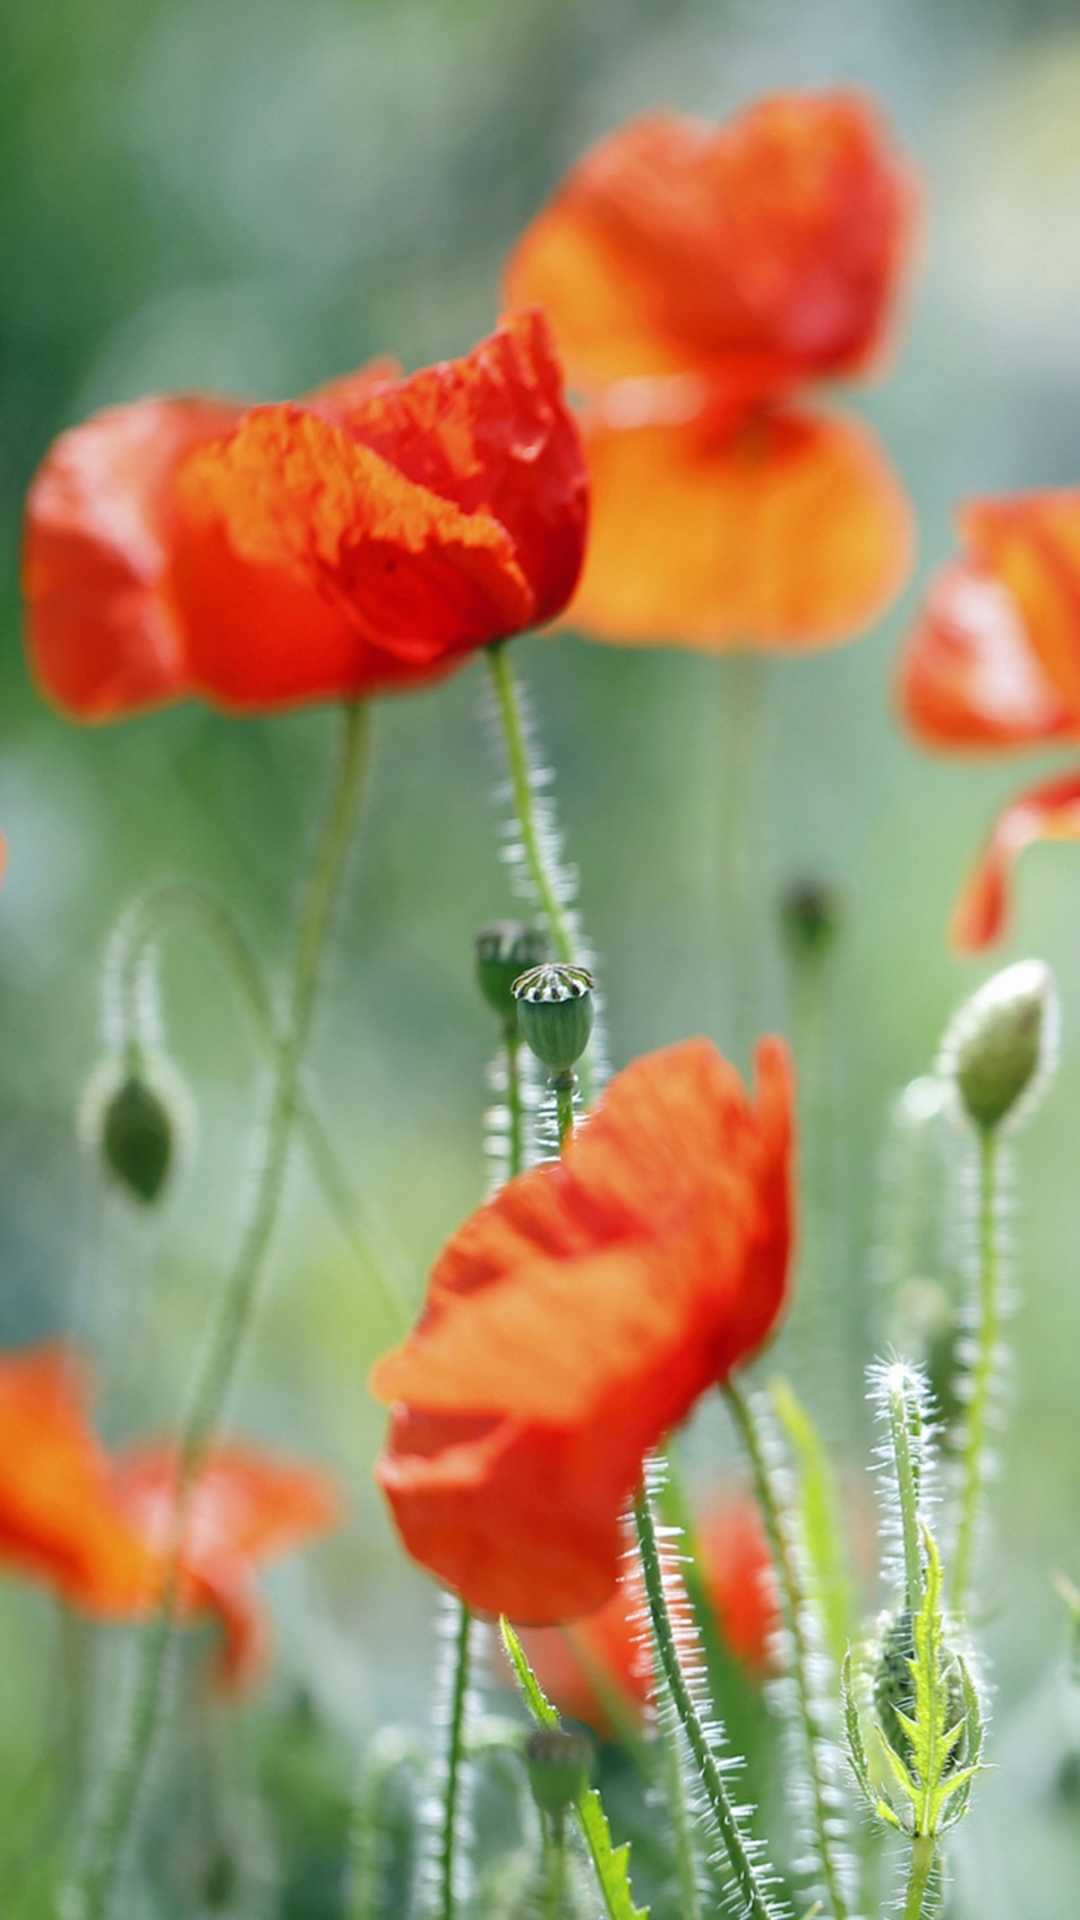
[
  {"left": 779, "top": 878, "right": 843, "bottom": 964},
  {"left": 80, "top": 1054, "right": 190, "bottom": 1205},
  {"left": 512, "top": 964, "right": 594, "bottom": 1080},
  {"left": 939, "top": 959, "right": 1057, "bottom": 1135},
  {"left": 475, "top": 921, "right": 548, "bottom": 1031},
  {"left": 525, "top": 1727, "right": 592, "bottom": 1816}
]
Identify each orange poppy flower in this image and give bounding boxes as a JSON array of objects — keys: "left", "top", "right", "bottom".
[
  {"left": 0, "top": 1342, "right": 343, "bottom": 1689},
  {"left": 370, "top": 1037, "right": 795, "bottom": 1624},
  {"left": 897, "top": 490, "right": 1080, "bottom": 946},
  {"left": 517, "top": 1494, "right": 780, "bottom": 1737},
  {"left": 505, "top": 94, "right": 915, "bottom": 651},
  {"left": 22, "top": 310, "right": 587, "bottom": 720}
]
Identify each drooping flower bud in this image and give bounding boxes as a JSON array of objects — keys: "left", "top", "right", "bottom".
[
  {"left": 779, "top": 877, "right": 844, "bottom": 964},
  {"left": 512, "top": 964, "right": 595, "bottom": 1080},
  {"left": 524, "top": 1727, "right": 592, "bottom": 1817},
  {"left": 80, "top": 1053, "right": 190, "bottom": 1205},
  {"left": 939, "top": 959, "right": 1057, "bottom": 1135},
  {"left": 475, "top": 921, "right": 548, "bottom": 1032}
]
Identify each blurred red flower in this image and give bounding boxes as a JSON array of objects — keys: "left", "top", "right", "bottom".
[
  {"left": 505, "top": 94, "right": 915, "bottom": 651},
  {"left": 896, "top": 490, "right": 1080, "bottom": 946},
  {"left": 517, "top": 1494, "right": 780, "bottom": 1737},
  {"left": 22, "top": 311, "right": 587, "bottom": 720},
  {"left": 0, "top": 1342, "right": 343, "bottom": 1689},
  {"left": 370, "top": 1037, "right": 794, "bottom": 1624}
]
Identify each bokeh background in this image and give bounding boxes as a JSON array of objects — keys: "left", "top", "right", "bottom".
[{"left": 4, "top": 0, "right": 1080, "bottom": 1914}]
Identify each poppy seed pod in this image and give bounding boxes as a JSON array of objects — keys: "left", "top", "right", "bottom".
[
  {"left": 939, "top": 959, "right": 1057, "bottom": 1135},
  {"left": 512, "top": 963, "right": 595, "bottom": 1079},
  {"left": 525, "top": 1728, "right": 593, "bottom": 1816},
  {"left": 475, "top": 921, "right": 549, "bottom": 1032}
]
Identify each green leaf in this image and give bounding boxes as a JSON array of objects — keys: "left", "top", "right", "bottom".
[
  {"left": 771, "top": 1377, "right": 856, "bottom": 1667},
  {"left": 841, "top": 1652, "right": 876, "bottom": 1810},
  {"left": 500, "top": 1619, "right": 649, "bottom": 1920}
]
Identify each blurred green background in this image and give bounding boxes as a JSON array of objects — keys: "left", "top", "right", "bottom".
[{"left": 4, "top": 0, "right": 1080, "bottom": 1913}]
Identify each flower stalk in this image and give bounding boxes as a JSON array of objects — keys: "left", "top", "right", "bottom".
[
  {"left": 951, "top": 1128, "right": 998, "bottom": 1616},
  {"left": 65, "top": 700, "right": 371, "bottom": 1920}
]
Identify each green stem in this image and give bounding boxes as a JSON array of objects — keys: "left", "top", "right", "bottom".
[
  {"left": 106, "top": 875, "right": 405, "bottom": 1333},
  {"left": 655, "top": 1700, "right": 702, "bottom": 1920},
  {"left": 66, "top": 702, "right": 371, "bottom": 1920},
  {"left": 485, "top": 643, "right": 593, "bottom": 1103},
  {"left": 901, "top": 1833, "right": 937, "bottom": 1920},
  {"left": 952, "top": 1130, "right": 998, "bottom": 1615},
  {"left": 505, "top": 1031, "right": 525, "bottom": 1182},
  {"left": 724, "top": 1378, "right": 849, "bottom": 1920},
  {"left": 632, "top": 1490, "right": 781, "bottom": 1920},
  {"left": 540, "top": 1812, "right": 567, "bottom": 1920},
  {"left": 554, "top": 1075, "right": 575, "bottom": 1152},
  {"left": 439, "top": 1600, "right": 473, "bottom": 1920},
  {"left": 888, "top": 1375, "right": 924, "bottom": 1616}
]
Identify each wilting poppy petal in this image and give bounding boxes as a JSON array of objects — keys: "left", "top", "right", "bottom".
[
  {"left": 950, "top": 767, "right": 1080, "bottom": 950},
  {"left": 0, "top": 1344, "right": 153, "bottom": 1612},
  {"left": 22, "top": 314, "right": 587, "bottom": 718},
  {"left": 372, "top": 1038, "right": 794, "bottom": 1622},
  {"left": 111, "top": 1442, "right": 345, "bottom": 1690},
  {"left": 505, "top": 96, "right": 914, "bottom": 399},
  {"left": 565, "top": 404, "right": 911, "bottom": 650},
  {"left": 897, "top": 558, "right": 1076, "bottom": 750}
]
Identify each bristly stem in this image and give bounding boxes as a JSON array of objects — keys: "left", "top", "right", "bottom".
[
  {"left": 901, "top": 1833, "right": 937, "bottom": 1920},
  {"left": 539, "top": 1812, "right": 568, "bottom": 1920},
  {"left": 952, "top": 1129, "right": 999, "bottom": 1615},
  {"left": 554, "top": 1075, "right": 575, "bottom": 1153},
  {"left": 438, "top": 1600, "right": 473, "bottom": 1920},
  {"left": 65, "top": 702, "right": 371, "bottom": 1920},
  {"left": 724, "top": 1377, "right": 851, "bottom": 1920},
  {"left": 887, "top": 1370, "right": 925, "bottom": 1616},
  {"left": 632, "top": 1487, "right": 784, "bottom": 1920},
  {"left": 485, "top": 641, "right": 595, "bottom": 1102}
]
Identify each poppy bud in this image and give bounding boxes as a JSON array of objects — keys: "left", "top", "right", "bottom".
[
  {"left": 512, "top": 964, "right": 595, "bottom": 1081},
  {"left": 939, "top": 959, "right": 1057, "bottom": 1135},
  {"left": 80, "top": 1053, "right": 190, "bottom": 1205},
  {"left": 475, "top": 921, "right": 548, "bottom": 1032},
  {"left": 524, "top": 1728, "right": 592, "bottom": 1817},
  {"left": 779, "top": 878, "right": 844, "bottom": 963}
]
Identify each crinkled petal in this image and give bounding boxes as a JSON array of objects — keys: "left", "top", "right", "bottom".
[
  {"left": 960, "top": 494, "right": 1080, "bottom": 721},
  {"left": 566, "top": 404, "right": 911, "bottom": 649},
  {"left": 897, "top": 558, "right": 1075, "bottom": 749},
  {"left": 950, "top": 766, "right": 1080, "bottom": 950},
  {"left": 21, "top": 396, "right": 241, "bottom": 719},
  {"left": 505, "top": 96, "right": 913, "bottom": 396}
]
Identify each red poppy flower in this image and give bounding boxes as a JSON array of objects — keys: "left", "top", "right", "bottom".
[
  {"left": 897, "top": 490, "right": 1080, "bottom": 946},
  {"left": 22, "top": 311, "right": 587, "bottom": 719},
  {"left": 517, "top": 1494, "right": 780, "bottom": 1737},
  {"left": 370, "top": 1037, "right": 795, "bottom": 1624},
  {"left": 0, "top": 1342, "right": 343, "bottom": 1689},
  {"left": 505, "top": 94, "right": 915, "bottom": 651}
]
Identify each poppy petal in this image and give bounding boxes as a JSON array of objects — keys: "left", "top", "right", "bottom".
[
  {"left": 566, "top": 404, "right": 912, "bottom": 650},
  {"left": 950, "top": 767, "right": 1080, "bottom": 950},
  {"left": 960, "top": 494, "right": 1080, "bottom": 721},
  {"left": 505, "top": 96, "right": 913, "bottom": 398},
  {"left": 22, "top": 397, "right": 242, "bottom": 719},
  {"left": 897, "top": 559, "right": 1075, "bottom": 749}
]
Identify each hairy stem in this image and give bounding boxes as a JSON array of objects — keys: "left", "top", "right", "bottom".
[
  {"left": 901, "top": 1833, "right": 937, "bottom": 1920},
  {"left": 952, "top": 1130, "right": 998, "bottom": 1615},
  {"left": 66, "top": 702, "right": 371, "bottom": 1920},
  {"left": 554, "top": 1076, "right": 575, "bottom": 1152},
  {"left": 724, "top": 1378, "right": 850, "bottom": 1920},
  {"left": 888, "top": 1373, "right": 925, "bottom": 1616},
  {"left": 438, "top": 1601, "right": 473, "bottom": 1920},
  {"left": 633, "top": 1489, "right": 782, "bottom": 1920}
]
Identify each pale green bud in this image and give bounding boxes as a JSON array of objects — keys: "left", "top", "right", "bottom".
[
  {"left": 524, "top": 1728, "right": 592, "bottom": 1816},
  {"left": 939, "top": 959, "right": 1058, "bottom": 1134}
]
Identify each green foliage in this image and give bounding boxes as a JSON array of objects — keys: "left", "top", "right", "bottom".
[{"left": 771, "top": 1377, "right": 857, "bottom": 1670}]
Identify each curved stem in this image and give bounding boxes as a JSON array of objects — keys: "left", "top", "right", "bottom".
[
  {"left": 632, "top": 1490, "right": 782, "bottom": 1920},
  {"left": 66, "top": 702, "right": 371, "bottom": 1920},
  {"left": 724, "top": 1378, "right": 849, "bottom": 1920},
  {"left": 438, "top": 1600, "right": 473, "bottom": 1920},
  {"left": 901, "top": 1833, "right": 937, "bottom": 1920},
  {"left": 952, "top": 1130, "right": 998, "bottom": 1615}
]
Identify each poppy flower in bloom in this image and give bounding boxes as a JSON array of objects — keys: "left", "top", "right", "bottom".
[
  {"left": 0, "top": 1342, "right": 343, "bottom": 1689},
  {"left": 517, "top": 1495, "right": 780, "bottom": 1737},
  {"left": 21, "top": 310, "right": 587, "bottom": 720},
  {"left": 505, "top": 93, "right": 915, "bottom": 651},
  {"left": 896, "top": 490, "right": 1080, "bottom": 947},
  {"left": 370, "top": 1036, "right": 794, "bottom": 1624}
]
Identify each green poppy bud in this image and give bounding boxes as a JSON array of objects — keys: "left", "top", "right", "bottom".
[
  {"left": 80, "top": 1053, "right": 191, "bottom": 1205},
  {"left": 524, "top": 1728, "right": 592, "bottom": 1817},
  {"left": 779, "top": 878, "right": 844, "bottom": 964},
  {"left": 475, "top": 921, "right": 548, "bottom": 1031},
  {"left": 872, "top": 1608, "right": 917, "bottom": 1766},
  {"left": 940, "top": 959, "right": 1057, "bottom": 1135},
  {"left": 512, "top": 964, "right": 594, "bottom": 1080}
]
